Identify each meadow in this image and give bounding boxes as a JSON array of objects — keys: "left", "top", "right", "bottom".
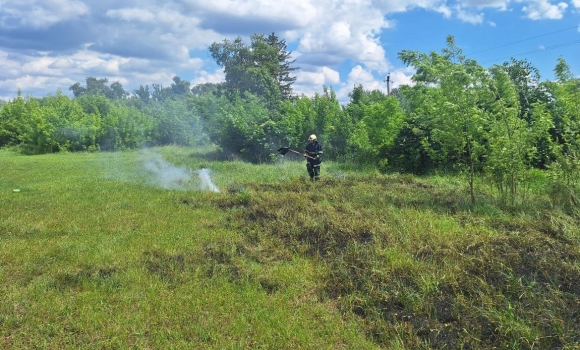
[{"left": 1, "top": 146, "right": 579, "bottom": 349}]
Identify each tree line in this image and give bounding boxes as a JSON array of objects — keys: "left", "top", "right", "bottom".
[{"left": 1, "top": 34, "right": 579, "bottom": 206}]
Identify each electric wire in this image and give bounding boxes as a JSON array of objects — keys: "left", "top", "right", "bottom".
[
  {"left": 467, "top": 25, "right": 578, "bottom": 55},
  {"left": 479, "top": 39, "right": 580, "bottom": 64}
]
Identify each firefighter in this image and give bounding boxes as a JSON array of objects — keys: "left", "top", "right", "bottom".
[{"left": 304, "top": 134, "right": 323, "bottom": 180}]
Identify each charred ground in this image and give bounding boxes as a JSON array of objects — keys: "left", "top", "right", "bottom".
[{"left": 188, "top": 174, "right": 580, "bottom": 349}]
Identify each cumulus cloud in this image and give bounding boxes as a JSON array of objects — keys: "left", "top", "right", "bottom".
[
  {"left": 426, "top": 2, "right": 492, "bottom": 23},
  {"left": 338, "top": 65, "right": 387, "bottom": 99},
  {"left": 434, "top": 5, "right": 454, "bottom": 18},
  {"left": 370, "top": 0, "right": 445, "bottom": 13},
  {"left": 195, "top": 0, "right": 317, "bottom": 34},
  {"left": 293, "top": 66, "right": 341, "bottom": 96},
  {"left": 460, "top": 0, "right": 510, "bottom": 10},
  {"left": 455, "top": 6, "right": 485, "bottom": 24},
  {"left": 296, "top": 4, "right": 391, "bottom": 72},
  {"left": 106, "top": 8, "right": 156, "bottom": 22},
  {"left": 197, "top": 0, "right": 317, "bottom": 27},
  {"left": 521, "top": 0, "right": 568, "bottom": 20},
  {"left": 0, "top": 0, "right": 89, "bottom": 29},
  {"left": 390, "top": 68, "right": 415, "bottom": 88}
]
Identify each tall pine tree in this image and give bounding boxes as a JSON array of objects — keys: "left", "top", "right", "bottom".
[{"left": 209, "top": 33, "right": 298, "bottom": 103}]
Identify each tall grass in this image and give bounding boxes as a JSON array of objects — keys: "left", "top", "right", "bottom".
[{"left": 1, "top": 146, "right": 580, "bottom": 349}]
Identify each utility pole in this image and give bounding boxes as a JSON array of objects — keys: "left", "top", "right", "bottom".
[{"left": 385, "top": 74, "right": 391, "bottom": 96}]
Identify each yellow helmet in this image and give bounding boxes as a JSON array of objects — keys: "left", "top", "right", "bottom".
[{"left": 308, "top": 134, "right": 317, "bottom": 142}]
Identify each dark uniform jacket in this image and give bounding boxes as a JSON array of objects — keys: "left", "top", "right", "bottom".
[{"left": 305, "top": 142, "right": 323, "bottom": 165}]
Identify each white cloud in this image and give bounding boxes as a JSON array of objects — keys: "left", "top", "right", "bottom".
[
  {"left": 106, "top": 8, "right": 155, "bottom": 22},
  {"left": 293, "top": 66, "right": 341, "bottom": 96},
  {"left": 346, "top": 65, "right": 385, "bottom": 90},
  {"left": 521, "top": 0, "right": 568, "bottom": 20},
  {"left": 433, "top": 5, "right": 453, "bottom": 18},
  {"left": 461, "top": 0, "right": 510, "bottom": 10},
  {"left": 191, "top": 69, "right": 226, "bottom": 86},
  {"left": 297, "top": 66, "right": 341, "bottom": 86},
  {"left": 0, "top": 74, "right": 76, "bottom": 100},
  {"left": 0, "top": 51, "right": 23, "bottom": 78},
  {"left": 370, "top": 0, "right": 446, "bottom": 13},
  {"left": 337, "top": 66, "right": 381, "bottom": 102},
  {"left": 455, "top": 6, "right": 485, "bottom": 24},
  {"left": 434, "top": 5, "right": 453, "bottom": 18},
  {"left": 49, "top": 58, "right": 73, "bottom": 69},
  {"left": 390, "top": 68, "right": 415, "bottom": 88},
  {"left": 431, "top": 3, "right": 486, "bottom": 23},
  {"left": 296, "top": 2, "right": 391, "bottom": 72},
  {"left": 0, "top": 0, "right": 89, "bottom": 29},
  {"left": 572, "top": 0, "right": 580, "bottom": 8},
  {"left": 196, "top": 0, "right": 318, "bottom": 26}
]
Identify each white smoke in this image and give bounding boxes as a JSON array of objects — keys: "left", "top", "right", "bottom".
[
  {"left": 143, "top": 153, "right": 191, "bottom": 189},
  {"left": 196, "top": 168, "right": 221, "bottom": 193},
  {"left": 141, "top": 151, "right": 220, "bottom": 192}
]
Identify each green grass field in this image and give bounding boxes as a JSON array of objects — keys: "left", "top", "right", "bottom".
[{"left": 2, "top": 147, "right": 580, "bottom": 349}]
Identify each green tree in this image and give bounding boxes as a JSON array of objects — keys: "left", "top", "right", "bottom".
[
  {"left": 110, "top": 81, "right": 129, "bottom": 99},
  {"left": 344, "top": 85, "right": 389, "bottom": 126},
  {"left": 75, "top": 94, "right": 154, "bottom": 151},
  {"left": 150, "top": 98, "right": 204, "bottom": 146},
  {"left": 390, "top": 84, "right": 435, "bottom": 174},
  {"left": 191, "top": 83, "right": 221, "bottom": 97},
  {"left": 349, "top": 96, "right": 404, "bottom": 168},
  {"left": 170, "top": 76, "right": 191, "bottom": 96},
  {"left": 214, "top": 93, "right": 271, "bottom": 162},
  {"left": 264, "top": 33, "right": 298, "bottom": 99},
  {"left": 399, "top": 36, "right": 492, "bottom": 203},
  {"left": 501, "top": 58, "right": 553, "bottom": 167},
  {"left": 69, "top": 77, "right": 128, "bottom": 99},
  {"left": 133, "top": 85, "right": 151, "bottom": 103},
  {"left": 278, "top": 95, "right": 314, "bottom": 149},
  {"left": 0, "top": 90, "right": 30, "bottom": 146},
  {"left": 37, "top": 91, "right": 100, "bottom": 152},
  {"left": 486, "top": 65, "right": 552, "bottom": 204},
  {"left": 545, "top": 58, "right": 580, "bottom": 209},
  {"left": 151, "top": 84, "right": 172, "bottom": 102},
  {"left": 310, "top": 87, "right": 345, "bottom": 158},
  {"left": 209, "top": 33, "right": 298, "bottom": 105}
]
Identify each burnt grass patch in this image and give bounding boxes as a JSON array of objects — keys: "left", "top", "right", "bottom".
[
  {"left": 142, "top": 243, "right": 284, "bottom": 294},
  {"left": 48, "top": 265, "right": 120, "bottom": 291},
  {"left": 206, "top": 174, "right": 580, "bottom": 349},
  {"left": 143, "top": 246, "right": 243, "bottom": 286}
]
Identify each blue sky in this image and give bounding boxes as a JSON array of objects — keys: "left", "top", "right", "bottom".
[{"left": 0, "top": 0, "right": 579, "bottom": 104}]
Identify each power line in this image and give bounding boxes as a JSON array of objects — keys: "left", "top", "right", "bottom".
[
  {"left": 480, "top": 39, "right": 580, "bottom": 64},
  {"left": 468, "top": 25, "right": 578, "bottom": 55}
]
